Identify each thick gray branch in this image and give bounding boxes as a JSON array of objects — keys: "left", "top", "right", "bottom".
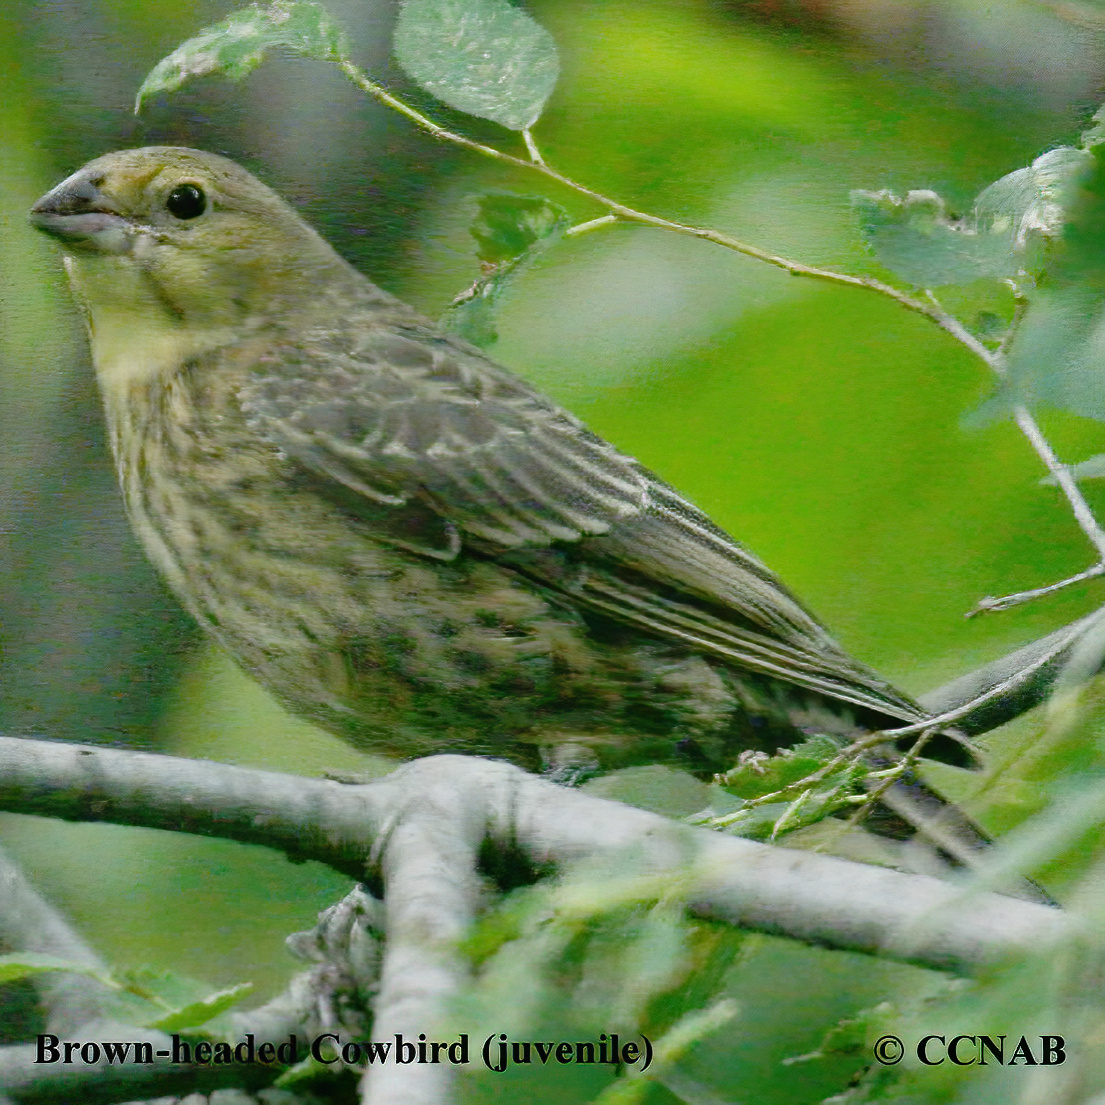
[
  {"left": 360, "top": 786, "right": 483, "bottom": 1105},
  {"left": 0, "top": 1038, "right": 275, "bottom": 1105},
  {"left": 0, "top": 737, "right": 1068, "bottom": 975}
]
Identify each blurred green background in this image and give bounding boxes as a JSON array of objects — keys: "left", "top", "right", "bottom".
[{"left": 3, "top": 0, "right": 1105, "bottom": 1098}]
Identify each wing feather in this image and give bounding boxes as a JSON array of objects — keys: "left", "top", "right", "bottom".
[{"left": 240, "top": 310, "right": 924, "bottom": 723}]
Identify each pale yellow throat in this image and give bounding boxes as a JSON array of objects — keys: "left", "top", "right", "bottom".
[{"left": 64, "top": 253, "right": 236, "bottom": 397}]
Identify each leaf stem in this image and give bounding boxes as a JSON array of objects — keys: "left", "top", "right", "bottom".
[
  {"left": 998, "top": 281, "right": 1030, "bottom": 357},
  {"left": 926, "top": 287, "right": 1105, "bottom": 563},
  {"left": 566, "top": 214, "right": 619, "bottom": 236},
  {"left": 522, "top": 128, "right": 545, "bottom": 165},
  {"left": 709, "top": 731, "right": 892, "bottom": 822},
  {"left": 839, "top": 728, "right": 938, "bottom": 835}
]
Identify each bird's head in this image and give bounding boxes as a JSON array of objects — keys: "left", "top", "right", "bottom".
[{"left": 30, "top": 147, "right": 359, "bottom": 387}]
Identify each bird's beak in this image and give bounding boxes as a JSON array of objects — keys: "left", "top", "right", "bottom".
[{"left": 30, "top": 172, "right": 132, "bottom": 254}]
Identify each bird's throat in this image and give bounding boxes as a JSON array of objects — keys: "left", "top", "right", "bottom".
[{"left": 64, "top": 253, "right": 237, "bottom": 396}]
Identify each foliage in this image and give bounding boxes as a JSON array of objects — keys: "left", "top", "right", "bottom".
[
  {"left": 134, "top": 1, "right": 347, "bottom": 112},
  {"left": 393, "top": 0, "right": 558, "bottom": 131},
  {"left": 0, "top": 953, "right": 253, "bottom": 1031},
  {"left": 440, "top": 191, "right": 567, "bottom": 344}
]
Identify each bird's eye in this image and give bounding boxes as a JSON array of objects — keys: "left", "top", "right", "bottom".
[{"left": 165, "top": 183, "right": 207, "bottom": 220}]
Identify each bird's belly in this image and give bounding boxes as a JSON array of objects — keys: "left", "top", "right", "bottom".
[
  {"left": 112, "top": 384, "right": 755, "bottom": 768},
  {"left": 122, "top": 454, "right": 745, "bottom": 767}
]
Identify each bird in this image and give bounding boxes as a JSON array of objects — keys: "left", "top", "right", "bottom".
[{"left": 30, "top": 146, "right": 981, "bottom": 848}]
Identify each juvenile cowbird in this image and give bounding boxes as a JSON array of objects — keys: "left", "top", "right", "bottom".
[{"left": 30, "top": 147, "right": 975, "bottom": 811}]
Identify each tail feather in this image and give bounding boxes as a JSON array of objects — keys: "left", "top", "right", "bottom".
[{"left": 864, "top": 772, "right": 1056, "bottom": 906}]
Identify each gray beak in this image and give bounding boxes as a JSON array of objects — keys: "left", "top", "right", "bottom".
[{"left": 30, "top": 172, "right": 131, "bottom": 253}]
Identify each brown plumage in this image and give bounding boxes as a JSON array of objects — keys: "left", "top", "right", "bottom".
[{"left": 30, "top": 147, "right": 975, "bottom": 798}]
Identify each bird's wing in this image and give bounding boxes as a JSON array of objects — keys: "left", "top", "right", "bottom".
[
  {"left": 239, "top": 314, "right": 923, "bottom": 722},
  {"left": 240, "top": 317, "right": 650, "bottom": 550},
  {"left": 506, "top": 486, "right": 924, "bottom": 721}
]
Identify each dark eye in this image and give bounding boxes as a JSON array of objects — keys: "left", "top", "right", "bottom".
[{"left": 165, "top": 183, "right": 206, "bottom": 220}]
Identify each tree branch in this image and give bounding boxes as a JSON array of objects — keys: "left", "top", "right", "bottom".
[
  {"left": 0, "top": 738, "right": 1067, "bottom": 977},
  {"left": 359, "top": 785, "right": 482, "bottom": 1105},
  {"left": 5, "top": 609, "right": 1100, "bottom": 1105},
  {"left": 0, "top": 1036, "right": 276, "bottom": 1105}
]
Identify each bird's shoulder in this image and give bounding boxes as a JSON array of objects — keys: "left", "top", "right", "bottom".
[{"left": 235, "top": 299, "right": 651, "bottom": 551}]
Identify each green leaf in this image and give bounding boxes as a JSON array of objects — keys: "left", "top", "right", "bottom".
[
  {"left": 973, "top": 146, "right": 1091, "bottom": 270},
  {"left": 715, "top": 735, "right": 839, "bottom": 799},
  {"left": 148, "top": 982, "right": 255, "bottom": 1031},
  {"left": 696, "top": 738, "right": 868, "bottom": 840},
  {"left": 1081, "top": 101, "right": 1105, "bottom": 148},
  {"left": 0, "top": 952, "right": 116, "bottom": 987},
  {"left": 470, "top": 191, "right": 567, "bottom": 264},
  {"left": 591, "top": 1000, "right": 739, "bottom": 1105},
  {"left": 853, "top": 148, "right": 1089, "bottom": 288},
  {"left": 135, "top": 1, "right": 348, "bottom": 112},
  {"left": 705, "top": 786, "right": 863, "bottom": 842},
  {"left": 1005, "top": 144, "right": 1105, "bottom": 420},
  {"left": 118, "top": 966, "right": 254, "bottom": 1030},
  {"left": 783, "top": 1003, "right": 893, "bottom": 1066},
  {"left": 393, "top": 0, "right": 559, "bottom": 130},
  {"left": 441, "top": 192, "right": 567, "bottom": 346},
  {"left": 853, "top": 189, "right": 1021, "bottom": 287},
  {"left": 442, "top": 286, "right": 502, "bottom": 347},
  {"left": 275, "top": 1054, "right": 335, "bottom": 1088}
]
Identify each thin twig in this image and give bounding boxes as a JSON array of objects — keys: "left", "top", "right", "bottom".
[
  {"left": 342, "top": 57, "right": 1105, "bottom": 603},
  {"left": 714, "top": 608, "right": 1105, "bottom": 821},
  {"left": 841, "top": 728, "right": 939, "bottom": 834},
  {"left": 335, "top": 59, "right": 991, "bottom": 346},
  {"left": 1012, "top": 403, "right": 1105, "bottom": 560},
  {"left": 708, "top": 730, "right": 893, "bottom": 825},
  {"left": 918, "top": 606, "right": 1105, "bottom": 734},
  {"left": 998, "top": 281, "right": 1030, "bottom": 357},
  {"left": 566, "top": 213, "right": 619, "bottom": 236},
  {"left": 967, "top": 563, "right": 1105, "bottom": 617},
  {"left": 922, "top": 292, "right": 1105, "bottom": 561}
]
